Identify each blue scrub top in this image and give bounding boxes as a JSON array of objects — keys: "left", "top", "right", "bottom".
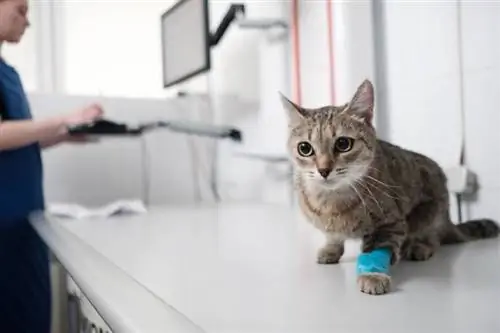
[
  {"left": 0, "top": 57, "right": 45, "bottom": 225},
  {"left": 0, "top": 58, "right": 51, "bottom": 332}
]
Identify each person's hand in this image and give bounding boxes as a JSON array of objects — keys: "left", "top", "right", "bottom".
[
  {"left": 40, "top": 104, "right": 105, "bottom": 149},
  {"left": 63, "top": 103, "right": 104, "bottom": 127},
  {"left": 61, "top": 103, "right": 104, "bottom": 144}
]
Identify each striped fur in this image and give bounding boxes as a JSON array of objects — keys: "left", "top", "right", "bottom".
[
  {"left": 440, "top": 218, "right": 499, "bottom": 244},
  {"left": 281, "top": 80, "right": 499, "bottom": 294}
]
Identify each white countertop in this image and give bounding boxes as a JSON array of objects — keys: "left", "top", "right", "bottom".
[{"left": 32, "top": 203, "right": 500, "bottom": 333}]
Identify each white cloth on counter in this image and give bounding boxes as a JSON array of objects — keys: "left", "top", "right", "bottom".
[{"left": 47, "top": 199, "right": 147, "bottom": 220}]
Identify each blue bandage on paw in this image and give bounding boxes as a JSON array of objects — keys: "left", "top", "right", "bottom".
[{"left": 356, "top": 248, "right": 392, "bottom": 276}]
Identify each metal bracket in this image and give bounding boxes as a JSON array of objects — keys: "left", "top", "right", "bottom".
[
  {"left": 236, "top": 18, "right": 288, "bottom": 42},
  {"left": 236, "top": 18, "right": 288, "bottom": 30}
]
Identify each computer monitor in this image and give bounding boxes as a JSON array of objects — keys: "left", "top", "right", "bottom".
[{"left": 161, "top": 0, "right": 211, "bottom": 88}]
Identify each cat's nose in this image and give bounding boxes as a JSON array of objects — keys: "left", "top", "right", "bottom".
[{"left": 318, "top": 168, "right": 332, "bottom": 179}]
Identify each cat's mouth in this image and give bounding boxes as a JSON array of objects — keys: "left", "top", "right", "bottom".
[
  {"left": 323, "top": 168, "right": 348, "bottom": 181},
  {"left": 303, "top": 167, "right": 354, "bottom": 190},
  {"left": 322, "top": 179, "right": 338, "bottom": 187},
  {"left": 318, "top": 174, "right": 346, "bottom": 187},
  {"left": 302, "top": 168, "right": 355, "bottom": 190}
]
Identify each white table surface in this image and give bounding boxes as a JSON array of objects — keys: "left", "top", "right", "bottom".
[{"left": 32, "top": 203, "right": 500, "bottom": 333}]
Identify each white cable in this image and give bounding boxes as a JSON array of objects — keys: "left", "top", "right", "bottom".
[
  {"left": 205, "top": 72, "right": 221, "bottom": 202},
  {"left": 140, "top": 90, "right": 221, "bottom": 205},
  {"left": 187, "top": 134, "right": 202, "bottom": 203},
  {"left": 456, "top": 0, "right": 466, "bottom": 167},
  {"left": 140, "top": 134, "right": 151, "bottom": 207},
  {"left": 180, "top": 98, "right": 202, "bottom": 203},
  {"left": 455, "top": 0, "right": 467, "bottom": 222},
  {"left": 171, "top": 96, "right": 207, "bottom": 203}
]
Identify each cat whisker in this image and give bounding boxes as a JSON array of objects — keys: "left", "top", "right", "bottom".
[
  {"left": 349, "top": 181, "right": 367, "bottom": 215},
  {"left": 364, "top": 173, "right": 402, "bottom": 189},
  {"left": 354, "top": 179, "right": 384, "bottom": 214},
  {"left": 351, "top": 169, "right": 402, "bottom": 195},
  {"left": 364, "top": 178, "right": 406, "bottom": 202}
]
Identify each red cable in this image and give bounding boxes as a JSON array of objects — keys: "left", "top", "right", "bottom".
[
  {"left": 291, "top": 0, "right": 302, "bottom": 104},
  {"left": 326, "top": 0, "right": 335, "bottom": 104}
]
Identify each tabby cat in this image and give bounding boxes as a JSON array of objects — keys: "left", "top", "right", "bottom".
[{"left": 280, "top": 79, "right": 499, "bottom": 295}]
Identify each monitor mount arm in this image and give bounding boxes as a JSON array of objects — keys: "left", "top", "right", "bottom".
[
  {"left": 209, "top": 3, "right": 287, "bottom": 46},
  {"left": 209, "top": 3, "right": 246, "bottom": 47}
]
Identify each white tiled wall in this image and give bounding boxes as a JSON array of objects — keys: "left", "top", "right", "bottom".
[
  {"left": 378, "top": 1, "right": 463, "bottom": 168},
  {"left": 459, "top": 3, "right": 500, "bottom": 220},
  {"left": 298, "top": 0, "right": 376, "bottom": 108}
]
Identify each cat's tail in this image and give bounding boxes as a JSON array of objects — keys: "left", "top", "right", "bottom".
[{"left": 440, "top": 218, "right": 499, "bottom": 245}]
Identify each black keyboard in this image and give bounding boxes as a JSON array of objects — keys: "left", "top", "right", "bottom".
[{"left": 67, "top": 119, "right": 142, "bottom": 136}]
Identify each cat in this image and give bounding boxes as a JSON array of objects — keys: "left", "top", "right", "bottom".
[{"left": 280, "top": 79, "right": 499, "bottom": 295}]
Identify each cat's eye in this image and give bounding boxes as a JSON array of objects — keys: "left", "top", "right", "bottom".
[
  {"left": 335, "top": 137, "right": 354, "bottom": 153},
  {"left": 297, "top": 141, "right": 314, "bottom": 157}
]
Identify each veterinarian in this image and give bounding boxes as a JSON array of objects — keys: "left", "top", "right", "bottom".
[{"left": 0, "top": 0, "right": 104, "bottom": 331}]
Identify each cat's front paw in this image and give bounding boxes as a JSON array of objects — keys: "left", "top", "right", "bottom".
[
  {"left": 357, "top": 273, "right": 391, "bottom": 295},
  {"left": 404, "top": 242, "right": 435, "bottom": 262},
  {"left": 317, "top": 245, "right": 343, "bottom": 264}
]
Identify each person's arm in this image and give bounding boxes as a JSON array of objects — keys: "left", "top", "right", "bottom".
[
  {"left": 0, "top": 116, "right": 66, "bottom": 151},
  {"left": 0, "top": 103, "right": 104, "bottom": 151},
  {"left": 39, "top": 131, "right": 68, "bottom": 149}
]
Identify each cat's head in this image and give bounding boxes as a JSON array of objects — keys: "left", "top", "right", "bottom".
[{"left": 281, "top": 79, "right": 377, "bottom": 191}]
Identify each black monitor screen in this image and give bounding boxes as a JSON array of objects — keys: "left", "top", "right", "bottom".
[{"left": 161, "top": 0, "right": 211, "bottom": 88}]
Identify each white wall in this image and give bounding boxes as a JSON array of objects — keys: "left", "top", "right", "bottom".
[
  {"left": 57, "top": 1, "right": 173, "bottom": 98},
  {"left": 374, "top": 0, "right": 500, "bottom": 222},
  {"left": 53, "top": 0, "right": 264, "bottom": 102},
  {"left": 375, "top": 1, "right": 464, "bottom": 222},
  {"left": 380, "top": 1, "right": 463, "bottom": 169},
  {"left": 2, "top": 0, "right": 38, "bottom": 91},
  {"left": 208, "top": 0, "right": 262, "bottom": 102},
  {"left": 2, "top": 0, "right": 263, "bottom": 101},
  {"left": 297, "top": 1, "right": 376, "bottom": 108},
  {"left": 459, "top": 2, "right": 500, "bottom": 221}
]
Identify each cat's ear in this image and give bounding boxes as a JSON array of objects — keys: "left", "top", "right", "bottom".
[
  {"left": 345, "top": 79, "right": 374, "bottom": 124},
  {"left": 279, "top": 92, "right": 307, "bottom": 124}
]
